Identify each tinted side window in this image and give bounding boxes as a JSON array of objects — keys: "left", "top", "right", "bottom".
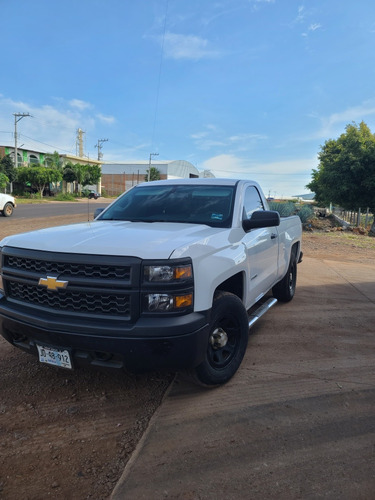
[{"left": 243, "top": 186, "right": 264, "bottom": 219}]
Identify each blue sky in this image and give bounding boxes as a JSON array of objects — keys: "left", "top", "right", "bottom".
[{"left": 1, "top": 0, "right": 375, "bottom": 197}]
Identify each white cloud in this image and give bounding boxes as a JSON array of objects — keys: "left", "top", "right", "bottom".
[
  {"left": 191, "top": 126, "right": 267, "bottom": 152},
  {"left": 69, "top": 99, "right": 92, "bottom": 110},
  {"left": 293, "top": 6, "right": 306, "bottom": 24},
  {"left": 200, "top": 155, "right": 315, "bottom": 197},
  {"left": 314, "top": 101, "right": 375, "bottom": 139},
  {"left": 96, "top": 113, "right": 116, "bottom": 124},
  {"left": 229, "top": 133, "right": 267, "bottom": 143},
  {"left": 162, "top": 32, "right": 220, "bottom": 60},
  {"left": 309, "top": 23, "right": 322, "bottom": 32},
  {"left": 190, "top": 131, "right": 209, "bottom": 140},
  {"left": 201, "top": 154, "right": 248, "bottom": 175},
  {"left": 0, "top": 95, "right": 114, "bottom": 156},
  {"left": 202, "top": 155, "right": 313, "bottom": 176}
]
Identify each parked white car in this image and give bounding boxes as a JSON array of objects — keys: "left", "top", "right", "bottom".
[{"left": 0, "top": 194, "right": 16, "bottom": 217}]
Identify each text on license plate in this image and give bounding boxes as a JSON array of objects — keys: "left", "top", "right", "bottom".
[{"left": 36, "top": 344, "right": 72, "bottom": 369}]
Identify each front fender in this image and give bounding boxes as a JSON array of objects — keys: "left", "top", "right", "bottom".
[
  {"left": 169, "top": 228, "right": 248, "bottom": 312},
  {"left": 192, "top": 244, "right": 247, "bottom": 311}
]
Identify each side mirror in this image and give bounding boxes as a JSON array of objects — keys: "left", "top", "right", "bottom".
[
  {"left": 94, "top": 208, "right": 104, "bottom": 219},
  {"left": 242, "top": 210, "right": 280, "bottom": 232}
]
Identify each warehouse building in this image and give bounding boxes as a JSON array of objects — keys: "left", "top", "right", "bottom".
[{"left": 101, "top": 159, "right": 204, "bottom": 196}]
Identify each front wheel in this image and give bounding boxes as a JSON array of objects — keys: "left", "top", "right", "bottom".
[
  {"left": 189, "top": 291, "right": 249, "bottom": 387},
  {"left": 2, "top": 203, "right": 13, "bottom": 217}
]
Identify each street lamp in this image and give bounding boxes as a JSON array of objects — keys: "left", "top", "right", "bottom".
[{"left": 148, "top": 152, "right": 159, "bottom": 182}]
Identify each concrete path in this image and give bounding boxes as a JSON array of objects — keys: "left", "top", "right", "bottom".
[{"left": 111, "top": 256, "right": 375, "bottom": 499}]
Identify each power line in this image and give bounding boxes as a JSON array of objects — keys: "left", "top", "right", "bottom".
[
  {"left": 17, "top": 133, "right": 75, "bottom": 155},
  {"left": 151, "top": 0, "right": 169, "bottom": 150}
]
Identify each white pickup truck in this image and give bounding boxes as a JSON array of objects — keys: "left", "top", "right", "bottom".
[{"left": 0, "top": 179, "right": 302, "bottom": 386}]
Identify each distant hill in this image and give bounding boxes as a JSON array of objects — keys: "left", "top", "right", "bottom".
[{"left": 292, "top": 193, "right": 315, "bottom": 201}]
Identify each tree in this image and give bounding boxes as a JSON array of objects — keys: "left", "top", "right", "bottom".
[
  {"left": 73, "top": 164, "right": 86, "bottom": 194},
  {"left": 16, "top": 165, "right": 62, "bottom": 197},
  {"left": 0, "top": 172, "right": 9, "bottom": 190},
  {"left": 85, "top": 164, "right": 101, "bottom": 185},
  {"left": 62, "top": 163, "right": 101, "bottom": 194},
  {"left": 307, "top": 122, "right": 375, "bottom": 233},
  {"left": 0, "top": 155, "right": 16, "bottom": 183},
  {"left": 62, "top": 162, "right": 76, "bottom": 183},
  {"left": 45, "top": 151, "right": 63, "bottom": 170},
  {"left": 144, "top": 167, "right": 161, "bottom": 182}
]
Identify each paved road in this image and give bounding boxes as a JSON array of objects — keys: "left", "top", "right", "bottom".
[{"left": 11, "top": 200, "right": 111, "bottom": 220}]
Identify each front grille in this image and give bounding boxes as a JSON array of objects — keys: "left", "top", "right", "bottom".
[
  {"left": 8, "top": 281, "right": 131, "bottom": 317},
  {"left": 5, "top": 255, "right": 131, "bottom": 280},
  {"left": 1, "top": 248, "right": 141, "bottom": 321}
]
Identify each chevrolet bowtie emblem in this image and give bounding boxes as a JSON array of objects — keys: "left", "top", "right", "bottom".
[{"left": 38, "top": 276, "right": 69, "bottom": 291}]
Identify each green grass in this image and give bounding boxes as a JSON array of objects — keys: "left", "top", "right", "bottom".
[
  {"left": 15, "top": 197, "right": 50, "bottom": 204},
  {"left": 15, "top": 194, "right": 78, "bottom": 203}
]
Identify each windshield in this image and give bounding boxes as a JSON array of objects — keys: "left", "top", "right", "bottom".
[{"left": 98, "top": 184, "right": 236, "bottom": 228}]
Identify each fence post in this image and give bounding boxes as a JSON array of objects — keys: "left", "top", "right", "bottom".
[{"left": 357, "top": 208, "right": 361, "bottom": 227}]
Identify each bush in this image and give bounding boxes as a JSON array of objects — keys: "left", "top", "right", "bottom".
[
  {"left": 268, "top": 201, "right": 295, "bottom": 217},
  {"left": 297, "top": 205, "right": 314, "bottom": 224},
  {"left": 30, "top": 192, "right": 42, "bottom": 199},
  {"left": 268, "top": 201, "right": 314, "bottom": 224}
]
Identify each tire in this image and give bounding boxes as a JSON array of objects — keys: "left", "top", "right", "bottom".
[
  {"left": 2, "top": 203, "right": 13, "bottom": 217},
  {"left": 272, "top": 249, "right": 297, "bottom": 302},
  {"left": 190, "top": 291, "right": 249, "bottom": 387}
]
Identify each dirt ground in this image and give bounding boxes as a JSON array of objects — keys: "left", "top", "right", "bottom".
[{"left": 0, "top": 213, "right": 374, "bottom": 499}]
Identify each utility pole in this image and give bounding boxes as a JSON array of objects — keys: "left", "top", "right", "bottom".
[
  {"left": 95, "top": 138, "right": 108, "bottom": 161},
  {"left": 13, "top": 112, "right": 31, "bottom": 168},
  {"left": 148, "top": 152, "right": 159, "bottom": 182}
]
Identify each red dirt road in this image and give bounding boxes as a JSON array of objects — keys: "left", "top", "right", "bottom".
[
  {"left": 0, "top": 214, "right": 374, "bottom": 499},
  {"left": 112, "top": 247, "right": 375, "bottom": 499}
]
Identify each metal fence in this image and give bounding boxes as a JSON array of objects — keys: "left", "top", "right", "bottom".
[{"left": 331, "top": 207, "right": 374, "bottom": 228}]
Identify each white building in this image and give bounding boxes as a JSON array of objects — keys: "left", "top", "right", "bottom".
[{"left": 101, "top": 160, "right": 210, "bottom": 196}]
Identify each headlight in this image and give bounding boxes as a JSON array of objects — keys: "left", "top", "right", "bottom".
[
  {"left": 144, "top": 264, "right": 192, "bottom": 282},
  {"left": 146, "top": 292, "right": 193, "bottom": 312},
  {"left": 142, "top": 259, "right": 194, "bottom": 314}
]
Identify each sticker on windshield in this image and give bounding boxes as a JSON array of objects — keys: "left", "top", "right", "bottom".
[{"left": 211, "top": 213, "right": 224, "bottom": 221}]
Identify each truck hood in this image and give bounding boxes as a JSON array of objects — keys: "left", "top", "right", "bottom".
[{"left": 0, "top": 220, "right": 230, "bottom": 259}]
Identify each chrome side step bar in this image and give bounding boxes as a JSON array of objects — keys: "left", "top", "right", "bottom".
[{"left": 248, "top": 297, "right": 278, "bottom": 329}]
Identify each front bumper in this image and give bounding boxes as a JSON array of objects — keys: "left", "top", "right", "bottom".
[{"left": 0, "top": 302, "right": 210, "bottom": 372}]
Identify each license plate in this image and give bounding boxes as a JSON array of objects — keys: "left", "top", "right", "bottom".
[{"left": 36, "top": 344, "right": 72, "bottom": 369}]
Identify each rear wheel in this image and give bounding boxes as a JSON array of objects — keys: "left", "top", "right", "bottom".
[
  {"left": 190, "top": 291, "right": 249, "bottom": 387},
  {"left": 2, "top": 203, "right": 13, "bottom": 217},
  {"left": 272, "top": 249, "right": 297, "bottom": 302}
]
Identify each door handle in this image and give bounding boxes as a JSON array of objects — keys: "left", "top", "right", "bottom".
[{"left": 271, "top": 233, "right": 278, "bottom": 239}]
